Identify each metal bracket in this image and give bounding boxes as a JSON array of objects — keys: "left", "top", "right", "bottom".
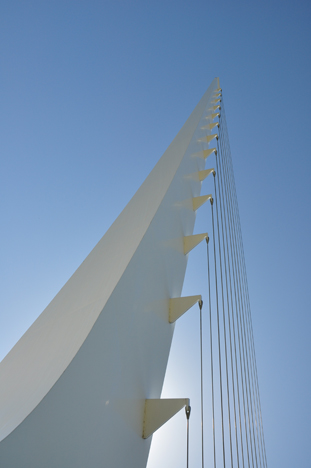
[
  {"left": 142, "top": 398, "right": 190, "bottom": 439},
  {"left": 191, "top": 148, "right": 217, "bottom": 159},
  {"left": 208, "top": 105, "right": 221, "bottom": 112},
  {"left": 202, "top": 148, "right": 217, "bottom": 158},
  {"left": 169, "top": 295, "right": 202, "bottom": 323},
  {"left": 184, "top": 233, "right": 208, "bottom": 254},
  {"left": 192, "top": 194, "right": 213, "bottom": 211},
  {"left": 201, "top": 122, "right": 219, "bottom": 130},
  {"left": 198, "top": 134, "right": 218, "bottom": 144},
  {"left": 205, "top": 112, "right": 220, "bottom": 120},
  {"left": 198, "top": 168, "right": 216, "bottom": 181}
]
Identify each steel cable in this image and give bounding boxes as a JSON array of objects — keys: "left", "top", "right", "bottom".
[
  {"left": 221, "top": 133, "right": 256, "bottom": 468},
  {"left": 221, "top": 103, "right": 263, "bottom": 468},
  {"left": 221, "top": 104, "right": 267, "bottom": 468},
  {"left": 217, "top": 114, "right": 246, "bottom": 468},
  {"left": 220, "top": 100, "right": 263, "bottom": 468},
  {"left": 216, "top": 123, "right": 242, "bottom": 468},
  {"left": 199, "top": 299, "right": 205, "bottom": 468},
  {"left": 222, "top": 148, "right": 258, "bottom": 468},
  {"left": 213, "top": 152, "right": 234, "bottom": 468},
  {"left": 211, "top": 201, "right": 227, "bottom": 468},
  {"left": 216, "top": 113, "right": 252, "bottom": 468},
  {"left": 186, "top": 405, "right": 191, "bottom": 468},
  {"left": 207, "top": 240, "right": 217, "bottom": 468}
]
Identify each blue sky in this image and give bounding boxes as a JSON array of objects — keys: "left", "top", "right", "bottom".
[{"left": 1, "top": 1, "right": 311, "bottom": 467}]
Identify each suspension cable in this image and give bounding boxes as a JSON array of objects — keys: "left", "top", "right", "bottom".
[
  {"left": 213, "top": 159, "right": 234, "bottom": 468},
  {"left": 217, "top": 115, "right": 246, "bottom": 468},
  {"left": 220, "top": 103, "right": 260, "bottom": 468},
  {"left": 199, "top": 299, "right": 205, "bottom": 468},
  {"left": 220, "top": 100, "right": 264, "bottom": 468},
  {"left": 200, "top": 92, "right": 267, "bottom": 468},
  {"left": 217, "top": 113, "right": 252, "bottom": 468},
  {"left": 216, "top": 133, "right": 241, "bottom": 468},
  {"left": 186, "top": 405, "right": 191, "bottom": 468},
  {"left": 222, "top": 102, "right": 267, "bottom": 468},
  {"left": 221, "top": 102, "right": 267, "bottom": 468},
  {"left": 207, "top": 238, "right": 217, "bottom": 468},
  {"left": 211, "top": 198, "right": 226, "bottom": 468}
]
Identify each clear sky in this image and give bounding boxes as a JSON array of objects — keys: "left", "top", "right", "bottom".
[{"left": 1, "top": 1, "right": 310, "bottom": 467}]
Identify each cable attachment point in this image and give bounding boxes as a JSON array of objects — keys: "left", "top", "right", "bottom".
[
  {"left": 205, "top": 235, "right": 210, "bottom": 245},
  {"left": 185, "top": 405, "right": 191, "bottom": 420},
  {"left": 212, "top": 169, "right": 216, "bottom": 177},
  {"left": 198, "top": 299, "right": 203, "bottom": 311},
  {"left": 209, "top": 197, "right": 214, "bottom": 206}
]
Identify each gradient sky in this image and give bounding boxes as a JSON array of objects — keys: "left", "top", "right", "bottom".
[{"left": 1, "top": 1, "right": 311, "bottom": 467}]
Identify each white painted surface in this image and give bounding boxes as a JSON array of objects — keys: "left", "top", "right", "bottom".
[
  {"left": 143, "top": 399, "right": 190, "bottom": 439},
  {"left": 0, "top": 78, "right": 218, "bottom": 467}
]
